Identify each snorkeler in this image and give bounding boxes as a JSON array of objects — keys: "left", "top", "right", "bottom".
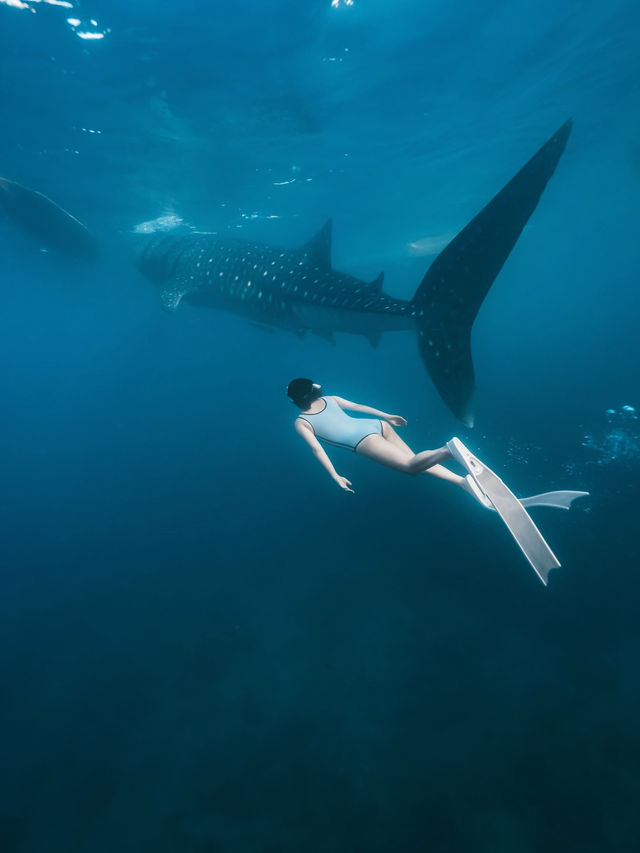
[
  {"left": 288, "top": 377, "right": 474, "bottom": 496},
  {"left": 287, "top": 377, "right": 589, "bottom": 584}
]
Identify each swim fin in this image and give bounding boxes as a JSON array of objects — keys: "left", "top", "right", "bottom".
[
  {"left": 519, "top": 490, "right": 589, "bottom": 510},
  {"left": 467, "top": 481, "right": 589, "bottom": 512},
  {"left": 448, "top": 437, "right": 571, "bottom": 584}
]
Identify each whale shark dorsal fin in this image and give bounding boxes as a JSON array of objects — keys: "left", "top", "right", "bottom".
[
  {"left": 160, "top": 286, "right": 185, "bottom": 311},
  {"left": 300, "top": 219, "right": 332, "bottom": 268},
  {"left": 369, "top": 271, "right": 384, "bottom": 292}
]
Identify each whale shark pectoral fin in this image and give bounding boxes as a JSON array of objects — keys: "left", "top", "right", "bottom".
[
  {"left": 300, "top": 218, "right": 332, "bottom": 268},
  {"left": 0, "top": 176, "right": 98, "bottom": 259},
  {"left": 160, "top": 287, "right": 185, "bottom": 311},
  {"left": 249, "top": 323, "right": 276, "bottom": 335}
]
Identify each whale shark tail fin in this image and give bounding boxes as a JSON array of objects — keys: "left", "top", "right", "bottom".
[{"left": 410, "top": 120, "right": 573, "bottom": 426}]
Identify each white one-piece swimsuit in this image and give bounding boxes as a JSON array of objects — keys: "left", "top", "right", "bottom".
[{"left": 296, "top": 396, "right": 383, "bottom": 452}]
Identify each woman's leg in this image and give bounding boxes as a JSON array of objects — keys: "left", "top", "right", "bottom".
[
  {"left": 381, "top": 420, "right": 415, "bottom": 453},
  {"left": 380, "top": 421, "right": 465, "bottom": 486},
  {"left": 373, "top": 423, "right": 486, "bottom": 503},
  {"left": 408, "top": 446, "right": 454, "bottom": 474},
  {"left": 357, "top": 433, "right": 451, "bottom": 475}
]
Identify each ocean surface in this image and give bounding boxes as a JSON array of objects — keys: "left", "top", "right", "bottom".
[{"left": 1, "top": 1, "right": 639, "bottom": 851}]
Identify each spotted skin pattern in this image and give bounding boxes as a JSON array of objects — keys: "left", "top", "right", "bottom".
[
  {"left": 139, "top": 120, "right": 572, "bottom": 424},
  {"left": 139, "top": 229, "right": 414, "bottom": 335},
  {"left": 1, "top": 121, "right": 572, "bottom": 422}
]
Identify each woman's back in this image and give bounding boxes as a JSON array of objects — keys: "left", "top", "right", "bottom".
[{"left": 297, "top": 396, "right": 382, "bottom": 451}]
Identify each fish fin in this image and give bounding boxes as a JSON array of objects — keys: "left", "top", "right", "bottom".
[
  {"left": 249, "top": 323, "right": 276, "bottom": 335},
  {"left": 0, "top": 176, "right": 98, "bottom": 259},
  {"left": 160, "top": 287, "right": 185, "bottom": 311},
  {"left": 411, "top": 120, "right": 573, "bottom": 425},
  {"left": 300, "top": 219, "right": 332, "bottom": 268},
  {"left": 365, "top": 331, "right": 382, "bottom": 348},
  {"left": 369, "top": 271, "right": 384, "bottom": 292},
  {"left": 315, "top": 330, "right": 336, "bottom": 344}
]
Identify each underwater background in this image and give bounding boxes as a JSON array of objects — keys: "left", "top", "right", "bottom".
[{"left": 1, "top": 1, "right": 639, "bottom": 850}]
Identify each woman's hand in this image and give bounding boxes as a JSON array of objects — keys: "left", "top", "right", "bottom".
[
  {"left": 335, "top": 476, "right": 355, "bottom": 493},
  {"left": 385, "top": 414, "right": 407, "bottom": 427}
]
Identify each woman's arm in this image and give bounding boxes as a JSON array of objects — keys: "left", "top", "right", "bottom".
[
  {"left": 331, "top": 396, "right": 407, "bottom": 427},
  {"left": 294, "top": 419, "right": 354, "bottom": 492}
]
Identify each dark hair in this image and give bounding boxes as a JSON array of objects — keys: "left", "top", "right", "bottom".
[{"left": 287, "top": 377, "right": 322, "bottom": 408}]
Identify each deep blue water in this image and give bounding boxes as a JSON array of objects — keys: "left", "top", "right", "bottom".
[{"left": 1, "top": 1, "right": 640, "bottom": 851}]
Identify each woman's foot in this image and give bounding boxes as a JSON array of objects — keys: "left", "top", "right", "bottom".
[{"left": 461, "top": 474, "right": 493, "bottom": 509}]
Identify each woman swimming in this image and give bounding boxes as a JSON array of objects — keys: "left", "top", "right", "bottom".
[
  {"left": 288, "top": 378, "right": 590, "bottom": 582},
  {"left": 288, "top": 377, "right": 476, "bottom": 496}
]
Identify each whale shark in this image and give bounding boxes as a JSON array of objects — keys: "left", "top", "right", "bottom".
[{"left": 0, "top": 120, "right": 573, "bottom": 424}]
